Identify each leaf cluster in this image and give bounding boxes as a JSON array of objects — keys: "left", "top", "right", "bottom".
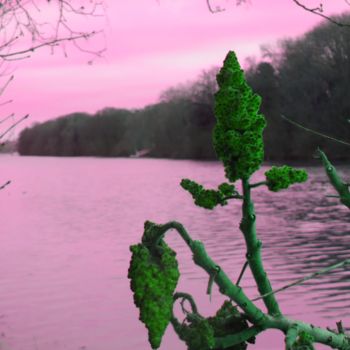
[
  {"left": 264, "top": 165, "right": 308, "bottom": 192},
  {"left": 176, "top": 299, "right": 255, "bottom": 350},
  {"left": 180, "top": 178, "right": 237, "bottom": 209},
  {"left": 213, "top": 51, "right": 267, "bottom": 182},
  {"left": 127, "top": 240, "right": 180, "bottom": 349}
]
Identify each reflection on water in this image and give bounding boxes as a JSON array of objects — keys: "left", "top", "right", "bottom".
[{"left": 0, "top": 155, "right": 349, "bottom": 349}]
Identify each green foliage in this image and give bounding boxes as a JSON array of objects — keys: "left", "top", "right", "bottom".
[
  {"left": 176, "top": 300, "right": 255, "bottom": 350},
  {"left": 292, "top": 331, "right": 315, "bottom": 350},
  {"left": 208, "top": 300, "right": 256, "bottom": 349},
  {"left": 177, "top": 316, "right": 216, "bottom": 350},
  {"left": 127, "top": 239, "right": 180, "bottom": 349},
  {"left": 264, "top": 165, "right": 308, "bottom": 192},
  {"left": 180, "top": 178, "right": 237, "bottom": 209},
  {"left": 213, "top": 51, "right": 267, "bottom": 182}
]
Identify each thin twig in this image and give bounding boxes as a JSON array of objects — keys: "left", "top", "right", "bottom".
[
  {"left": 0, "top": 114, "right": 28, "bottom": 140},
  {"left": 0, "top": 180, "right": 10, "bottom": 190},
  {"left": 0, "top": 74, "right": 14, "bottom": 96},
  {"left": 0, "top": 99, "right": 12, "bottom": 107},
  {"left": 206, "top": 0, "right": 226, "bottom": 13},
  {"left": 236, "top": 260, "right": 249, "bottom": 286},
  {"left": 232, "top": 259, "right": 350, "bottom": 308},
  {"left": 0, "top": 31, "right": 96, "bottom": 59},
  {"left": 0, "top": 113, "right": 14, "bottom": 124},
  {"left": 292, "top": 0, "right": 350, "bottom": 27},
  {"left": 280, "top": 114, "right": 350, "bottom": 147},
  {"left": 337, "top": 320, "right": 345, "bottom": 334}
]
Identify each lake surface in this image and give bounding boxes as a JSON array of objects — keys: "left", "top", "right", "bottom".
[{"left": 0, "top": 154, "right": 349, "bottom": 350}]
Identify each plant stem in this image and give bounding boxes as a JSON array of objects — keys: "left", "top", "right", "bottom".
[
  {"left": 264, "top": 314, "right": 350, "bottom": 350},
  {"left": 317, "top": 148, "right": 350, "bottom": 209},
  {"left": 249, "top": 259, "right": 350, "bottom": 304},
  {"left": 144, "top": 220, "right": 268, "bottom": 326},
  {"left": 239, "top": 178, "right": 282, "bottom": 317},
  {"left": 249, "top": 181, "right": 268, "bottom": 189}
]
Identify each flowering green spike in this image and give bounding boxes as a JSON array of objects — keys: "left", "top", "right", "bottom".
[{"left": 213, "top": 51, "right": 267, "bottom": 182}]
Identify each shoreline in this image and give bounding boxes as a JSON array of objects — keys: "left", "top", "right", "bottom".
[
  {"left": 3, "top": 153, "right": 350, "bottom": 166},
  {"left": 263, "top": 159, "right": 350, "bottom": 167}
]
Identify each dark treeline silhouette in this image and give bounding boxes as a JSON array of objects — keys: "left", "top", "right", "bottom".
[
  {"left": 17, "top": 102, "right": 217, "bottom": 159},
  {"left": 18, "top": 12, "right": 350, "bottom": 161}
]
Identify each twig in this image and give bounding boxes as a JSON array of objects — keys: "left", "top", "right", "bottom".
[
  {"left": 0, "top": 113, "right": 14, "bottom": 124},
  {"left": 0, "top": 114, "right": 28, "bottom": 140},
  {"left": 236, "top": 260, "right": 249, "bottom": 286},
  {"left": 206, "top": 0, "right": 226, "bottom": 13},
  {"left": 0, "top": 31, "right": 96, "bottom": 59},
  {"left": 0, "top": 74, "right": 13, "bottom": 96},
  {"left": 337, "top": 320, "right": 345, "bottom": 334},
  {"left": 280, "top": 114, "right": 350, "bottom": 147},
  {"left": 0, "top": 99, "right": 12, "bottom": 106},
  {"left": 242, "top": 259, "right": 350, "bottom": 305},
  {"left": 0, "top": 180, "right": 10, "bottom": 190},
  {"left": 291, "top": 0, "right": 350, "bottom": 27},
  {"left": 249, "top": 181, "right": 268, "bottom": 189}
]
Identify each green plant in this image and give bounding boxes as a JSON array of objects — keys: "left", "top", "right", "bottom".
[{"left": 128, "top": 50, "right": 350, "bottom": 349}]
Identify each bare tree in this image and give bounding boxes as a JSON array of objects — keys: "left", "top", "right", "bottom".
[
  {"left": 158, "top": 66, "right": 220, "bottom": 110},
  {"left": 0, "top": 0, "right": 106, "bottom": 190}
]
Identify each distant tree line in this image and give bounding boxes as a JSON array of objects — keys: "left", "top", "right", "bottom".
[
  {"left": 18, "top": 12, "right": 350, "bottom": 161},
  {"left": 17, "top": 101, "right": 217, "bottom": 159}
]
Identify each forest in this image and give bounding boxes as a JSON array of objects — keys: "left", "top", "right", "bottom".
[{"left": 17, "top": 12, "right": 350, "bottom": 161}]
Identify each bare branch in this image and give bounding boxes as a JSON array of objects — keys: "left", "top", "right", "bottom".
[
  {"left": 0, "top": 35, "right": 20, "bottom": 51},
  {"left": 280, "top": 114, "right": 350, "bottom": 148},
  {"left": 0, "top": 74, "right": 13, "bottom": 96},
  {"left": 0, "top": 180, "right": 11, "bottom": 191},
  {"left": 0, "top": 113, "right": 15, "bottom": 125},
  {"left": 0, "top": 30, "right": 97, "bottom": 60},
  {"left": 0, "top": 0, "right": 106, "bottom": 63},
  {"left": 61, "top": 0, "right": 105, "bottom": 17},
  {"left": 0, "top": 114, "right": 28, "bottom": 140},
  {"left": 0, "top": 99, "right": 12, "bottom": 107},
  {"left": 291, "top": 0, "right": 350, "bottom": 27},
  {"left": 229, "top": 259, "right": 350, "bottom": 308},
  {"left": 206, "top": 0, "right": 226, "bottom": 13},
  {"left": 203, "top": 0, "right": 350, "bottom": 28}
]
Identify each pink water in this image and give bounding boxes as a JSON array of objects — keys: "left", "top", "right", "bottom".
[{"left": 0, "top": 154, "right": 349, "bottom": 349}]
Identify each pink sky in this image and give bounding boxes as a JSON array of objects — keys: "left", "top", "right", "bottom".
[{"left": 2, "top": 0, "right": 350, "bottom": 136}]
